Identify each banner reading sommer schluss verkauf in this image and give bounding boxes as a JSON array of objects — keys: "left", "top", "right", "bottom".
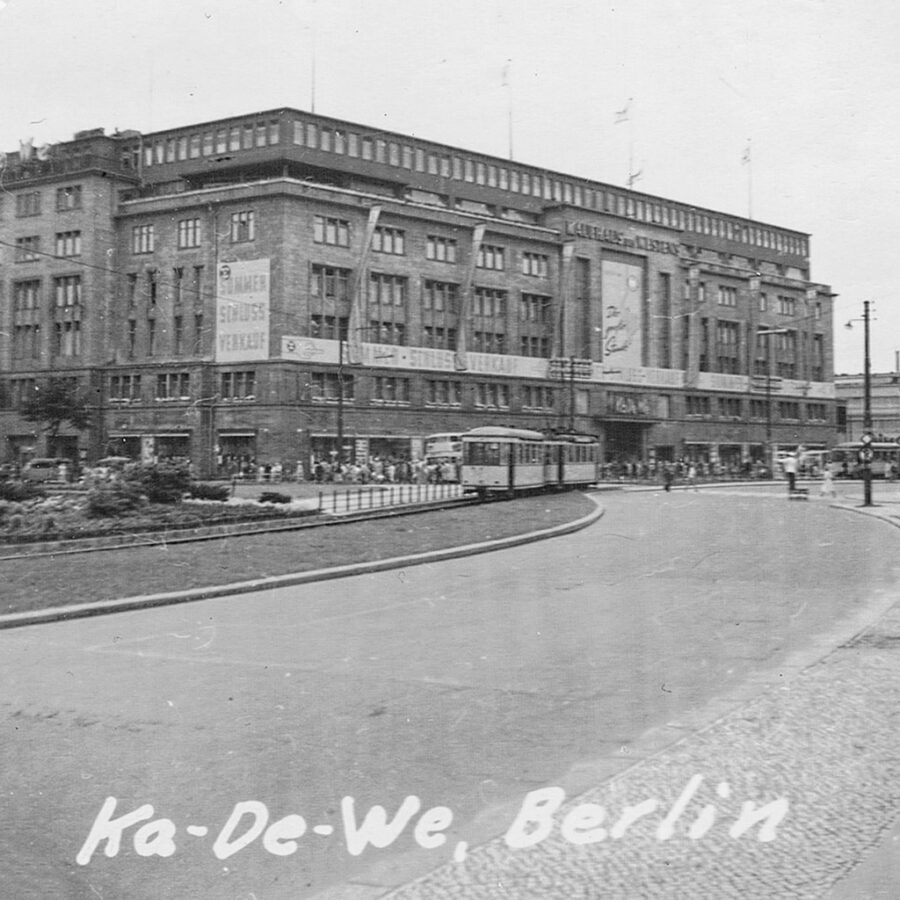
[{"left": 215, "top": 259, "right": 270, "bottom": 362}]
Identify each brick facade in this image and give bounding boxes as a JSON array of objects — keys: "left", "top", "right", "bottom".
[{"left": 0, "top": 108, "right": 837, "bottom": 476}]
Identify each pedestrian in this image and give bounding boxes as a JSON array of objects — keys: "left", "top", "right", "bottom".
[
  {"left": 783, "top": 452, "right": 798, "bottom": 494},
  {"left": 687, "top": 463, "right": 698, "bottom": 491},
  {"left": 819, "top": 467, "right": 837, "bottom": 498},
  {"left": 663, "top": 465, "right": 674, "bottom": 493}
]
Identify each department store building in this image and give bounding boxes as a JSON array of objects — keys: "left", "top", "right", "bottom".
[{"left": 0, "top": 107, "right": 836, "bottom": 476}]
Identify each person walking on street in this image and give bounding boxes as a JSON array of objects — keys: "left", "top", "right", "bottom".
[
  {"left": 663, "top": 465, "right": 674, "bottom": 492},
  {"left": 819, "top": 467, "right": 837, "bottom": 498},
  {"left": 783, "top": 452, "right": 798, "bottom": 494},
  {"left": 687, "top": 463, "right": 698, "bottom": 491}
]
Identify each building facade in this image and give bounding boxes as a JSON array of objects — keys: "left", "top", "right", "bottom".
[
  {"left": 0, "top": 108, "right": 837, "bottom": 476},
  {"left": 834, "top": 372, "right": 900, "bottom": 442}
]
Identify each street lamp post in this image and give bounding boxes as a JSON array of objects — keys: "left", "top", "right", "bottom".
[
  {"left": 335, "top": 325, "right": 396, "bottom": 468},
  {"left": 757, "top": 328, "right": 788, "bottom": 476},
  {"left": 846, "top": 302, "right": 874, "bottom": 506}
]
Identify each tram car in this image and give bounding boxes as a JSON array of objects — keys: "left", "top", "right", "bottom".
[{"left": 461, "top": 426, "right": 600, "bottom": 495}]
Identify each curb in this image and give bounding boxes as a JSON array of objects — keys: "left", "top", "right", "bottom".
[{"left": 0, "top": 495, "right": 604, "bottom": 631}]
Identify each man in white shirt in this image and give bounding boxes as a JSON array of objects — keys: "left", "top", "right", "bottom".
[{"left": 783, "top": 453, "right": 798, "bottom": 493}]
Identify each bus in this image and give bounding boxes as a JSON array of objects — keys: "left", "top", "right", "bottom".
[
  {"left": 827, "top": 441, "right": 900, "bottom": 478},
  {"left": 423, "top": 432, "right": 463, "bottom": 481}
]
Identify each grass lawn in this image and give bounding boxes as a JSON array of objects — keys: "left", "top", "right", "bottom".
[{"left": 1, "top": 492, "right": 596, "bottom": 617}]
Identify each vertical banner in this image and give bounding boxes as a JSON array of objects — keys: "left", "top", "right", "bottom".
[
  {"left": 347, "top": 206, "right": 382, "bottom": 364},
  {"left": 553, "top": 242, "right": 575, "bottom": 358},
  {"left": 454, "top": 222, "right": 486, "bottom": 371},
  {"left": 216, "top": 258, "right": 270, "bottom": 362},
  {"left": 601, "top": 260, "right": 643, "bottom": 367}
]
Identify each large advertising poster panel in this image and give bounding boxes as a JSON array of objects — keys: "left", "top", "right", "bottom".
[
  {"left": 601, "top": 259, "right": 643, "bottom": 368},
  {"left": 215, "top": 258, "right": 270, "bottom": 362}
]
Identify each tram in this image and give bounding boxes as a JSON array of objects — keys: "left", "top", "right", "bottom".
[
  {"left": 460, "top": 426, "right": 600, "bottom": 495},
  {"left": 827, "top": 441, "right": 900, "bottom": 478}
]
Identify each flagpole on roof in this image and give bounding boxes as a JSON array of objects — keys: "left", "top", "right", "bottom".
[
  {"left": 503, "top": 61, "right": 514, "bottom": 160},
  {"left": 742, "top": 138, "right": 753, "bottom": 219}
]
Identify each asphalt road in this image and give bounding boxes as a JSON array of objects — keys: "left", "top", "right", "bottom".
[{"left": 2, "top": 487, "right": 897, "bottom": 899}]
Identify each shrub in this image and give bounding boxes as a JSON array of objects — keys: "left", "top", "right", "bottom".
[
  {"left": 123, "top": 462, "right": 191, "bottom": 504},
  {"left": 0, "top": 481, "right": 45, "bottom": 502},
  {"left": 189, "top": 482, "right": 230, "bottom": 502},
  {"left": 86, "top": 481, "right": 145, "bottom": 518},
  {"left": 258, "top": 491, "right": 291, "bottom": 504}
]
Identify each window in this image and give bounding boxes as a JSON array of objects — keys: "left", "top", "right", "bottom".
[
  {"left": 13, "top": 280, "right": 40, "bottom": 310},
  {"left": 778, "top": 295, "right": 796, "bottom": 316},
  {"left": 716, "top": 320, "right": 740, "bottom": 373},
  {"left": 173, "top": 268, "right": 184, "bottom": 305},
  {"left": 174, "top": 316, "right": 184, "bottom": 355},
  {"left": 423, "top": 280, "right": 458, "bottom": 313},
  {"left": 109, "top": 374, "right": 142, "bottom": 402},
  {"left": 718, "top": 397, "right": 742, "bottom": 418},
  {"left": 127, "top": 319, "right": 137, "bottom": 357},
  {"left": 56, "top": 186, "right": 82, "bottom": 211},
  {"left": 519, "top": 336, "right": 550, "bottom": 357},
  {"left": 16, "top": 192, "right": 41, "bottom": 217},
  {"left": 193, "top": 314, "right": 203, "bottom": 355},
  {"left": 472, "top": 331, "right": 505, "bottom": 354},
  {"left": 156, "top": 372, "right": 191, "bottom": 400},
  {"left": 473, "top": 287, "right": 506, "bottom": 318},
  {"left": 311, "top": 371, "right": 354, "bottom": 401},
  {"left": 778, "top": 401, "right": 800, "bottom": 420},
  {"left": 54, "top": 275, "right": 82, "bottom": 308},
  {"left": 474, "top": 382, "right": 509, "bottom": 408},
  {"left": 147, "top": 269, "right": 158, "bottom": 306},
  {"left": 55, "top": 231, "right": 81, "bottom": 257},
  {"left": 310, "top": 265, "right": 351, "bottom": 302},
  {"left": 313, "top": 215, "right": 350, "bottom": 247},
  {"left": 717, "top": 285, "right": 737, "bottom": 307},
  {"left": 12, "top": 324, "right": 40, "bottom": 360},
  {"left": 426, "top": 235, "right": 457, "bottom": 263},
  {"left": 519, "top": 293, "right": 551, "bottom": 323},
  {"left": 477, "top": 244, "right": 505, "bottom": 270},
  {"left": 310, "top": 315, "right": 347, "bottom": 340},
  {"left": 220, "top": 371, "right": 256, "bottom": 400},
  {"left": 53, "top": 320, "right": 82, "bottom": 357},
  {"left": 372, "top": 226, "right": 405, "bottom": 255},
  {"left": 178, "top": 218, "right": 201, "bottom": 249},
  {"left": 425, "top": 379, "right": 462, "bottom": 406},
  {"left": 230, "top": 210, "right": 255, "bottom": 243},
  {"left": 522, "top": 252, "right": 549, "bottom": 277},
  {"left": 522, "top": 385, "right": 555, "bottom": 409},
  {"left": 759, "top": 292, "right": 768, "bottom": 313},
  {"left": 372, "top": 376, "right": 410, "bottom": 403},
  {"left": 686, "top": 395, "right": 712, "bottom": 416},
  {"left": 369, "top": 320, "right": 406, "bottom": 345},
  {"left": 807, "top": 403, "right": 828, "bottom": 422},
  {"left": 132, "top": 224, "right": 155, "bottom": 254},
  {"left": 147, "top": 318, "right": 157, "bottom": 356},
  {"left": 422, "top": 325, "right": 457, "bottom": 349},
  {"left": 14, "top": 236, "right": 40, "bottom": 262},
  {"left": 368, "top": 273, "right": 407, "bottom": 308}
]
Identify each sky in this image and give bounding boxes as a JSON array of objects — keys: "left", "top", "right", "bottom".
[{"left": 0, "top": 0, "right": 896, "bottom": 375}]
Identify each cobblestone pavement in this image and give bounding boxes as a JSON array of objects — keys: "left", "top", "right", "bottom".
[{"left": 374, "top": 601, "right": 900, "bottom": 899}]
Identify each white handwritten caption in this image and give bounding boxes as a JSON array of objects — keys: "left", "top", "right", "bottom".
[{"left": 76, "top": 774, "right": 789, "bottom": 865}]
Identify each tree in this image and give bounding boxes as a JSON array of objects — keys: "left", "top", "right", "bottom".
[{"left": 19, "top": 377, "right": 92, "bottom": 440}]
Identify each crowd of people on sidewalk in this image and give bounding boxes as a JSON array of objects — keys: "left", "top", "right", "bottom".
[
  {"left": 310, "top": 455, "right": 459, "bottom": 485},
  {"left": 217, "top": 453, "right": 460, "bottom": 486}
]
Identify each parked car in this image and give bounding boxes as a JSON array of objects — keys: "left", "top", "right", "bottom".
[{"left": 21, "top": 458, "right": 68, "bottom": 483}]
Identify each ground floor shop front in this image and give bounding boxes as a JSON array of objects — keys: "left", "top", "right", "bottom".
[{"left": 0, "top": 400, "right": 835, "bottom": 484}]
